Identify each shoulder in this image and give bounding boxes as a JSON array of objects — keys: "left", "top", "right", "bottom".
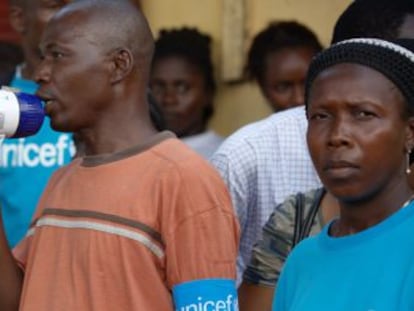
[
  {"left": 150, "top": 138, "right": 229, "bottom": 194},
  {"left": 284, "top": 233, "right": 320, "bottom": 270},
  {"left": 273, "top": 188, "right": 323, "bottom": 221},
  {"left": 181, "top": 130, "right": 224, "bottom": 159},
  {"left": 211, "top": 106, "right": 307, "bottom": 161},
  {"left": 152, "top": 138, "right": 219, "bottom": 173}
]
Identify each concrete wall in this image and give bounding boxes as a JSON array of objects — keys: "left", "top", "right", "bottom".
[{"left": 143, "top": 0, "right": 352, "bottom": 136}]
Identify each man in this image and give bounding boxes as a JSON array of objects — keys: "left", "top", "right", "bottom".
[
  {"left": 211, "top": 0, "right": 414, "bottom": 288},
  {"left": 0, "top": 1, "right": 239, "bottom": 310},
  {"left": 1, "top": 0, "right": 75, "bottom": 248},
  {"left": 1, "top": 0, "right": 162, "bottom": 247}
]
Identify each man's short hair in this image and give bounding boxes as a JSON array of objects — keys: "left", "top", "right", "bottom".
[{"left": 332, "top": 0, "right": 414, "bottom": 44}]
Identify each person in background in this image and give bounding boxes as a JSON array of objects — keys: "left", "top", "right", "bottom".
[
  {"left": 0, "top": 41, "right": 23, "bottom": 85},
  {"left": 245, "top": 21, "right": 322, "bottom": 112},
  {"left": 150, "top": 27, "right": 223, "bottom": 159},
  {"left": 0, "top": 1, "right": 239, "bottom": 310},
  {"left": 211, "top": 21, "right": 322, "bottom": 286},
  {"left": 237, "top": 1, "right": 414, "bottom": 310},
  {"left": 1, "top": 0, "right": 75, "bottom": 248},
  {"left": 274, "top": 36, "right": 414, "bottom": 311}
]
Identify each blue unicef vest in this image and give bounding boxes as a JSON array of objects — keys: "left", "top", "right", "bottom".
[{"left": 0, "top": 73, "right": 75, "bottom": 247}]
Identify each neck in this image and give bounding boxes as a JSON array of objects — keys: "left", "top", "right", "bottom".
[
  {"left": 330, "top": 181, "right": 413, "bottom": 237},
  {"left": 178, "top": 123, "right": 206, "bottom": 138},
  {"left": 75, "top": 97, "right": 158, "bottom": 156},
  {"left": 320, "top": 191, "right": 340, "bottom": 224},
  {"left": 76, "top": 122, "right": 157, "bottom": 157}
]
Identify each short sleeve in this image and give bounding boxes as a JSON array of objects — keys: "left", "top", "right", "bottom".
[
  {"left": 12, "top": 235, "right": 32, "bottom": 271},
  {"left": 211, "top": 141, "right": 257, "bottom": 281},
  {"left": 243, "top": 195, "right": 298, "bottom": 287},
  {"left": 161, "top": 161, "right": 240, "bottom": 288}
]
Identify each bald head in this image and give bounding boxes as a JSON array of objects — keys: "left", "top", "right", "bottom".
[{"left": 51, "top": 0, "right": 154, "bottom": 78}]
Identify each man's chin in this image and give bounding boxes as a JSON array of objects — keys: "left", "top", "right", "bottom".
[{"left": 50, "top": 120, "right": 72, "bottom": 133}]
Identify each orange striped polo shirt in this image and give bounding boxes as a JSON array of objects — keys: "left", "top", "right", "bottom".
[{"left": 13, "top": 132, "right": 239, "bottom": 310}]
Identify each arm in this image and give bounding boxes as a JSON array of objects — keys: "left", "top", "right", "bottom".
[
  {"left": 163, "top": 162, "right": 240, "bottom": 310},
  {"left": 0, "top": 209, "right": 23, "bottom": 311},
  {"left": 168, "top": 208, "right": 239, "bottom": 310},
  {"left": 210, "top": 147, "right": 256, "bottom": 282},
  {"left": 238, "top": 196, "right": 298, "bottom": 311},
  {"left": 238, "top": 282, "right": 274, "bottom": 311}
]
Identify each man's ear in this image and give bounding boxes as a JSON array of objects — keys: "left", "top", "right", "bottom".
[
  {"left": 9, "top": 5, "right": 25, "bottom": 34},
  {"left": 109, "top": 48, "right": 133, "bottom": 84}
]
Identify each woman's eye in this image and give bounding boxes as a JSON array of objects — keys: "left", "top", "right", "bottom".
[
  {"left": 51, "top": 51, "right": 64, "bottom": 59},
  {"left": 356, "top": 110, "right": 375, "bottom": 119},
  {"left": 176, "top": 83, "right": 189, "bottom": 94},
  {"left": 309, "top": 113, "right": 328, "bottom": 120}
]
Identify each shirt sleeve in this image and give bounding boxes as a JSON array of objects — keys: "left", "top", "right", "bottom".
[
  {"left": 161, "top": 161, "right": 240, "bottom": 289},
  {"left": 12, "top": 165, "right": 70, "bottom": 270},
  {"left": 210, "top": 143, "right": 257, "bottom": 283},
  {"left": 243, "top": 194, "right": 298, "bottom": 287}
]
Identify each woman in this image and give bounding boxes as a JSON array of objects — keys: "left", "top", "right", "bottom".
[
  {"left": 150, "top": 27, "right": 222, "bottom": 159},
  {"left": 273, "top": 38, "right": 414, "bottom": 310},
  {"left": 245, "top": 21, "right": 322, "bottom": 112}
]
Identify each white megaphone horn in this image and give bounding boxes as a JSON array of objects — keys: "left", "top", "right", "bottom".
[{"left": 0, "top": 87, "right": 45, "bottom": 140}]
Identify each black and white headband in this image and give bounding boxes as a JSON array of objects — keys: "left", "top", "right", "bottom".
[{"left": 305, "top": 38, "right": 414, "bottom": 108}]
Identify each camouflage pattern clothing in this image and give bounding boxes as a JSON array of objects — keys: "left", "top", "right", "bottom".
[{"left": 243, "top": 188, "right": 326, "bottom": 287}]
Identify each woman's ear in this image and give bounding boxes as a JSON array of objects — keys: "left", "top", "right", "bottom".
[
  {"left": 9, "top": 5, "right": 25, "bottom": 34},
  {"left": 405, "top": 117, "right": 414, "bottom": 151},
  {"left": 109, "top": 48, "right": 134, "bottom": 84}
]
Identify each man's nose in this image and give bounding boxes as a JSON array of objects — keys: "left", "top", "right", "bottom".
[{"left": 34, "top": 59, "right": 51, "bottom": 85}]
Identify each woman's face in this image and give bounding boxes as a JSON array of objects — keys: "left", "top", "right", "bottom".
[
  {"left": 307, "top": 63, "right": 414, "bottom": 202},
  {"left": 260, "top": 47, "right": 315, "bottom": 112},
  {"left": 150, "top": 56, "right": 211, "bottom": 137}
]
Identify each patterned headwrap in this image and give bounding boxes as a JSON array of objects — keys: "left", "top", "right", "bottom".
[{"left": 305, "top": 38, "right": 414, "bottom": 109}]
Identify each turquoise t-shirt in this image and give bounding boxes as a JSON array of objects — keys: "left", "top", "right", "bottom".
[
  {"left": 0, "top": 75, "right": 75, "bottom": 247},
  {"left": 273, "top": 201, "right": 414, "bottom": 311}
]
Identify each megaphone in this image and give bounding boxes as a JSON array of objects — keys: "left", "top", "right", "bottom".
[{"left": 0, "top": 88, "right": 44, "bottom": 138}]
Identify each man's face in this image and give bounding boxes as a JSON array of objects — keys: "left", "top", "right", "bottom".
[
  {"left": 16, "top": 0, "right": 72, "bottom": 72},
  {"left": 35, "top": 13, "right": 112, "bottom": 133}
]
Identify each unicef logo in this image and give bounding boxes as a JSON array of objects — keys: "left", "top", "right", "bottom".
[
  {"left": 173, "top": 279, "right": 239, "bottom": 311},
  {"left": 0, "top": 135, "right": 75, "bottom": 168}
]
